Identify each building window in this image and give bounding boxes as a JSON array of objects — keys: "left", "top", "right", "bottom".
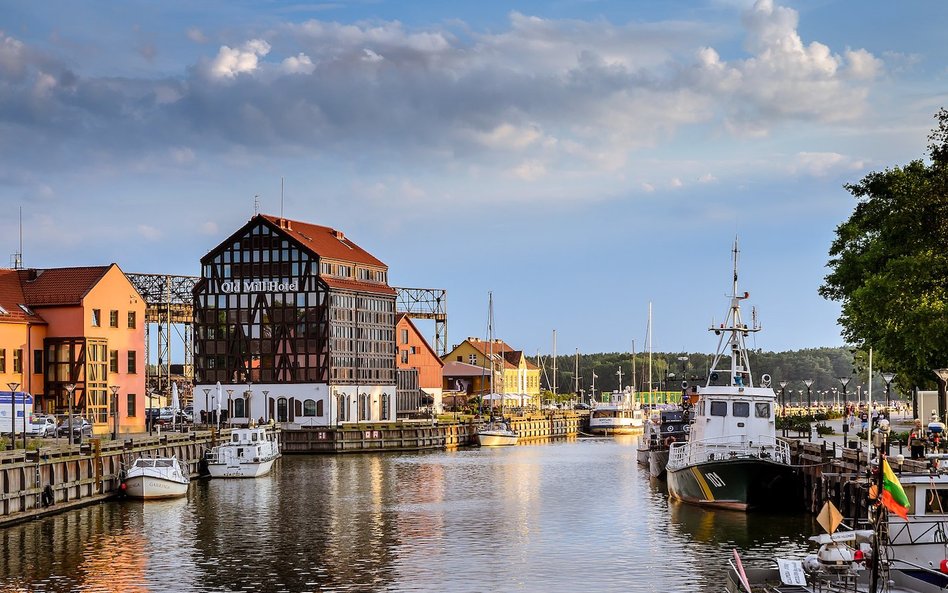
[
  {"left": 127, "top": 351, "right": 137, "bottom": 374},
  {"left": 337, "top": 264, "right": 351, "bottom": 278},
  {"left": 359, "top": 393, "right": 369, "bottom": 421},
  {"left": 33, "top": 349, "right": 43, "bottom": 374},
  {"left": 234, "top": 397, "right": 246, "bottom": 418},
  {"left": 381, "top": 392, "right": 389, "bottom": 420},
  {"left": 400, "top": 329, "right": 409, "bottom": 344},
  {"left": 410, "top": 346, "right": 417, "bottom": 354},
  {"left": 320, "top": 262, "right": 332, "bottom": 275},
  {"left": 128, "top": 311, "right": 137, "bottom": 329},
  {"left": 13, "top": 348, "right": 21, "bottom": 373},
  {"left": 400, "top": 350, "right": 409, "bottom": 364},
  {"left": 468, "top": 354, "right": 477, "bottom": 365},
  {"left": 127, "top": 394, "right": 136, "bottom": 417},
  {"left": 92, "top": 309, "right": 101, "bottom": 327},
  {"left": 110, "top": 310, "right": 119, "bottom": 328},
  {"left": 109, "top": 350, "right": 119, "bottom": 373},
  {"left": 0, "top": 348, "right": 5, "bottom": 373},
  {"left": 303, "top": 399, "right": 317, "bottom": 416},
  {"left": 316, "top": 400, "right": 324, "bottom": 416}
]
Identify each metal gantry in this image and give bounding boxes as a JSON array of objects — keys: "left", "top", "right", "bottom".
[
  {"left": 125, "top": 273, "right": 198, "bottom": 394},
  {"left": 394, "top": 287, "right": 448, "bottom": 356}
]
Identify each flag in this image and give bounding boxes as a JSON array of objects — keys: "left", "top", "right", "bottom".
[{"left": 881, "top": 458, "right": 910, "bottom": 520}]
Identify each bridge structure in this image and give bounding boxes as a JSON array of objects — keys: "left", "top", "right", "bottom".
[{"left": 125, "top": 272, "right": 448, "bottom": 395}]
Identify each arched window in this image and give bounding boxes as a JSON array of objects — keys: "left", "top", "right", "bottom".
[
  {"left": 234, "top": 397, "right": 246, "bottom": 418},
  {"left": 303, "top": 399, "right": 317, "bottom": 417},
  {"left": 381, "top": 392, "right": 390, "bottom": 421},
  {"left": 277, "top": 397, "right": 288, "bottom": 422},
  {"left": 316, "top": 400, "right": 324, "bottom": 416},
  {"left": 359, "top": 393, "right": 370, "bottom": 421}
]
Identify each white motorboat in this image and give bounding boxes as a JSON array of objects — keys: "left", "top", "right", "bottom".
[
  {"left": 206, "top": 426, "right": 281, "bottom": 478},
  {"left": 123, "top": 456, "right": 190, "bottom": 499},
  {"left": 589, "top": 390, "right": 644, "bottom": 435},
  {"left": 476, "top": 417, "right": 519, "bottom": 447}
]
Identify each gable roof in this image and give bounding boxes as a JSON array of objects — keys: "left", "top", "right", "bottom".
[
  {"left": 260, "top": 214, "right": 387, "bottom": 268},
  {"left": 0, "top": 270, "right": 46, "bottom": 324},
  {"left": 18, "top": 265, "right": 112, "bottom": 306},
  {"left": 322, "top": 276, "right": 395, "bottom": 296},
  {"left": 395, "top": 313, "right": 444, "bottom": 365},
  {"left": 463, "top": 338, "right": 540, "bottom": 370}
]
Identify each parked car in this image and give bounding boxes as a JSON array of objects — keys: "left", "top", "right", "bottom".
[
  {"left": 182, "top": 405, "right": 194, "bottom": 423},
  {"left": 57, "top": 417, "right": 93, "bottom": 438},
  {"left": 145, "top": 408, "right": 161, "bottom": 425},
  {"left": 573, "top": 403, "right": 591, "bottom": 410},
  {"left": 26, "top": 415, "right": 58, "bottom": 437}
]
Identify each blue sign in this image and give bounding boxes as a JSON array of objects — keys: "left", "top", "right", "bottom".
[{"left": 0, "top": 391, "right": 34, "bottom": 405}]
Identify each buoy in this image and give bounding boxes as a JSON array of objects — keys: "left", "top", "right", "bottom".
[{"left": 940, "top": 559, "right": 948, "bottom": 574}]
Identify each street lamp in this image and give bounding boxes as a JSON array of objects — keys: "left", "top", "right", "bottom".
[
  {"left": 146, "top": 387, "right": 154, "bottom": 435},
  {"left": 803, "top": 379, "right": 814, "bottom": 414},
  {"left": 247, "top": 381, "right": 253, "bottom": 425},
  {"left": 7, "top": 382, "right": 20, "bottom": 448},
  {"left": 226, "top": 389, "right": 234, "bottom": 427},
  {"left": 778, "top": 380, "right": 788, "bottom": 417},
  {"left": 933, "top": 369, "right": 948, "bottom": 424},
  {"left": 262, "top": 390, "right": 270, "bottom": 423},
  {"left": 109, "top": 385, "right": 120, "bottom": 440},
  {"left": 838, "top": 377, "right": 851, "bottom": 409},
  {"left": 64, "top": 383, "right": 76, "bottom": 445},
  {"left": 882, "top": 372, "right": 896, "bottom": 410},
  {"left": 202, "top": 388, "right": 211, "bottom": 426}
]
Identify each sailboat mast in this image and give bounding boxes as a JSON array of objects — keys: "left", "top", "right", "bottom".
[
  {"left": 552, "top": 330, "right": 557, "bottom": 398},
  {"left": 489, "top": 292, "right": 496, "bottom": 415},
  {"left": 631, "top": 340, "right": 637, "bottom": 404},
  {"left": 648, "top": 302, "right": 653, "bottom": 406},
  {"left": 574, "top": 349, "right": 579, "bottom": 405}
]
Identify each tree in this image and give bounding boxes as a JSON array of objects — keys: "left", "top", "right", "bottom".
[{"left": 820, "top": 109, "right": 948, "bottom": 391}]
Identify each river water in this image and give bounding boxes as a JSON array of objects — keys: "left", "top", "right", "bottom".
[{"left": 0, "top": 436, "right": 816, "bottom": 593}]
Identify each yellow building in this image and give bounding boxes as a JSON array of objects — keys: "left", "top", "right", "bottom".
[{"left": 442, "top": 338, "right": 541, "bottom": 399}]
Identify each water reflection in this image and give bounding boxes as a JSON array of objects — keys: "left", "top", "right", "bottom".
[{"left": 0, "top": 438, "right": 814, "bottom": 593}]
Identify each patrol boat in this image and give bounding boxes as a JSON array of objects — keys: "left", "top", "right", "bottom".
[
  {"left": 206, "top": 426, "right": 281, "bottom": 478},
  {"left": 666, "top": 242, "right": 796, "bottom": 511}
]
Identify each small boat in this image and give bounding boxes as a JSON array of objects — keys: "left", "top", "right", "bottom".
[
  {"left": 666, "top": 240, "right": 796, "bottom": 512},
  {"left": 206, "top": 426, "right": 281, "bottom": 478},
  {"left": 123, "top": 456, "right": 190, "bottom": 499},
  {"left": 637, "top": 407, "right": 690, "bottom": 478},
  {"left": 589, "top": 389, "right": 644, "bottom": 435},
  {"left": 476, "top": 416, "right": 519, "bottom": 447}
]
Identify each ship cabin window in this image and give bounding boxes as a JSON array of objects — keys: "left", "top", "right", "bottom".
[
  {"left": 710, "top": 401, "right": 727, "bottom": 416},
  {"left": 925, "top": 488, "right": 948, "bottom": 514},
  {"left": 252, "top": 432, "right": 258, "bottom": 442},
  {"left": 755, "top": 403, "right": 771, "bottom": 418},
  {"left": 232, "top": 434, "right": 240, "bottom": 443},
  {"left": 733, "top": 402, "right": 750, "bottom": 418}
]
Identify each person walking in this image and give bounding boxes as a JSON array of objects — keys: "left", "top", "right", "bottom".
[{"left": 910, "top": 418, "right": 926, "bottom": 459}]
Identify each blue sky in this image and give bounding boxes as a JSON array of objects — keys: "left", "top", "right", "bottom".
[{"left": 1, "top": 0, "right": 946, "bottom": 357}]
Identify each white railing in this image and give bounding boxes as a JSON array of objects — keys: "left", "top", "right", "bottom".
[{"left": 667, "top": 434, "right": 791, "bottom": 470}]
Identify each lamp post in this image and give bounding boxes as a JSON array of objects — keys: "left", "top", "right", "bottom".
[
  {"left": 64, "top": 383, "right": 76, "bottom": 445},
  {"left": 778, "top": 381, "right": 788, "bottom": 417},
  {"left": 202, "top": 388, "right": 211, "bottom": 426},
  {"left": 146, "top": 387, "right": 154, "bottom": 435},
  {"left": 7, "top": 382, "right": 20, "bottom": 448},
  {"left": 882, "top": 372, "right": 896, "bottom": 410},
  {"left": 262, "top": 390, "right": 270, "bottom": 423},
  {"left": 109, "top": 385, "right": 120, "bottom": 440},
  {"left": 933, "top": 369, "right": 948, "bottom": 424},
  {"left": 247, "top": 381, "right": 253, "bottom": 425},
  {"left": 839, "top": 377, "right": 851, "bottom": 410},
  {"left": 226, "top": 389, "right": 234, "bottom": 427},
  {"left": 803, "top": 379, "right": 814, "bottom": 414}
]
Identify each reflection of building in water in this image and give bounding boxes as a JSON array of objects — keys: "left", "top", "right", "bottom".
[{"left": 193, "top": 214, "right": 397, "bottom": 427}]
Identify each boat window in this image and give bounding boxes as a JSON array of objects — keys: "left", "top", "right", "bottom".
[
  {"left": 156, "top": 459, "right": 172, "bottom": 467},
  {"left": 232, "top": 434, "right": 239, "bottom": 443},
  {"left": 926, "top": 488, "right": 948, "bottom": 514},
  {"left": 252, "top": 432, "right": 258, "bottom": 442},
  {"left": 755, "top": 403, "right": 770, "bottom": 418},
  {"left": 733, "top": 402, "right": 750, "bottom": 418},
  {"left": 710, "top": 401, "right": 727, "bottom": 417}
]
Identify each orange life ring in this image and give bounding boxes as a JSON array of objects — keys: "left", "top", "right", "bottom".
[{"left": 664, "top": 436, "right": 676, "bottom": 447}]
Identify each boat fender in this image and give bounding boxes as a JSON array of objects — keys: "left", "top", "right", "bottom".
[
  {"left": 664, "top": 436, "right": 676, "bottom": 447},
  {"left": 941, "top": 559, "right": 948, "bottom": 574},
  {"left": 41, "top": 484, "right": 54, "bottom": 507}
]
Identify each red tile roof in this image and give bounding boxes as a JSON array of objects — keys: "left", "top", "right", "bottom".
[
  {"left": 260, "top": 214, "right": 387, "bottom": 268},
  {"left": 465, "top": 338, "right": 539, "bottom": 370},
  {"left": 18, "top": 266, "right": 111, "bottom": 306},
  {"left": 321, "top": 276, "right": 396, "bottom": 296},
  {"left": 0, "top": 270, "right": 46, "bottom": 324}
]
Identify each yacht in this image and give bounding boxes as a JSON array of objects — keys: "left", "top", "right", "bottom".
[
  {"left": 637, "top": 406, "right": 689, "bottom": 478},
  {"left": 589, "top": 390, "right": 644, "bottom": 435},
  {"left": 666, "top": 241, "right": 796, "bottom": 511},
  {"left": 206, "top": 426, "right": 281, "bottom": 478},
  {"left": 476, "top": 415, "right": 519, "bottom": 447},
  {"left": 123, "top": 456, "right": 190, "bottom": 499}
]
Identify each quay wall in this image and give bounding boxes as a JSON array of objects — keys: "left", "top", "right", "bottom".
[
  {"left": 789, "top": 439, "right": 925, "bottom": 519},
  {"left": 0, "top": 429, "right": 227, "bottom": 528}
]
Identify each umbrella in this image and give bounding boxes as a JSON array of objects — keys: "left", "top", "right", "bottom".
[
  {"left": 216, "top": 381, "right": 223, "bottom": 429},
  {"left": 171, "top": 382, "right": 180, "bottom": 430}
]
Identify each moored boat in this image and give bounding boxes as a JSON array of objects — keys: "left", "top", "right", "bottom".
[
  {"left": 206, "top": 426, "right": 281, "bottom": 478},
  {"left": 123, "top": 456, "right": 190, "bottom": 499},
  {"left": 476, "top": 416, "right": 519, "bottom": 447},
  {"left": 589, "top": 390, "right": 644, "bottom": 435},
  {"left": 637, "top": 407, "right": 689, "bottom": 478},
  {"left": 665, "top": 241, "right": 797, "bottom": 512}
]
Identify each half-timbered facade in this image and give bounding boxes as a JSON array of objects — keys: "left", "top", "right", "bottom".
[{"left": 192, "top": 214, "right": 396, "bottom": 427}]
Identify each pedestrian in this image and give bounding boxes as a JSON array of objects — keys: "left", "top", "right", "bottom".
[
  {"left": 859, "top": 410, "right": 869, "bottom": 433},
  {"left": 910, "top": 419, "right": 926, "bottom": 459}
]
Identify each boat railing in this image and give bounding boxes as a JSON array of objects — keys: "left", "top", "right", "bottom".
[{"left": 668, "top": 434, "right": 791, "bottom": 468}]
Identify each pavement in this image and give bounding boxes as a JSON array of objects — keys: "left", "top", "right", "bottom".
[{"left": 779, "top": 409, "right": 917, "bottom": 456}]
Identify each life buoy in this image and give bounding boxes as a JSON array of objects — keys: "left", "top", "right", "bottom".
[
  {"left": 664, "top": 436, "right": 677, "bottom": 447},
  {"left": 41, "top": 484, "right": 54, "bottom": 507}
]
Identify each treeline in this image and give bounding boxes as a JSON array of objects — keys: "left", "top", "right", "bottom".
[{"left": 537, "top": 347, "right": 907, "bottom": 400}]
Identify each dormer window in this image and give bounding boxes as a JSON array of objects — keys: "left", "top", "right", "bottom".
[
  {"left": 337, "top": 264, "right": 352, "bottom": 278},
  {"left": 18, "top": 304, "right": 33, "bottom": 316},
  {"left": 0, "top": 305, "right": 7, "bottom": 315}
]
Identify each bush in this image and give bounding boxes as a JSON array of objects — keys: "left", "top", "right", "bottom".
[{"left": 815, "top": 422, "right": 834, "bottom": 436}]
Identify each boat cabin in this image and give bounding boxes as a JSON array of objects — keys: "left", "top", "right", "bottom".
[
  {"left": 228, "top": 427, "right": 274, "bottom": 446},
  {"left": 690, "top": 386, "right": 775, "bottom": 443}
]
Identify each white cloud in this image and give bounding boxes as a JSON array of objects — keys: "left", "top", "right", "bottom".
[
  {"left": 187, "top": 28, "right": 208, "bottom": 44},
  {"left": 282, "top": 52, "right": 315, "bottom": 74},
  {"left": 790, "top": 151, "right": 865, "bottom": 177},
  {"left": 170, "top": 147, "right": 196, "bottom": 165},
  {"left": 138, "top": 224, "right": 162, "bottom": 240},
  {"left": 199, "top": 222, "right": 219, "bottom": 235},
  {"left": 698, "top": 173, "right": 717, "bottom": 183},
  {"left": 670, "top": 177, "right": 684, "bottom": 188},
  {"left": 512, "top": 160, "right": 547, "bottom": 181},
  {"left": 361, "top": 48, "right": 383, "bottom": 62},
  {"left": 207, "top": 39, "right": 271, "bottom": 79},
  {"left": 641, "top": 182, "right": 656, "bottom": 193}
]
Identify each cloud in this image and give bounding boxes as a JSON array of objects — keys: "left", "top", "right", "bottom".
[
  {"left": 206, "top": 39, "right": 271, "bottom": 79},
  {"left": 282, "top": 52, "right": 315, "bottom": 74},
  {"left": 187, "top": 28, "right": 208, "bottom": 44},
  {"left": 790, "top": 151, "right": 865, "bottom": 177},
  {"left": 670, "top": 177, "right": 684, "bottom": 188},
  {"left": 199, "top": 221, "right": 219, "bottom": 235},
  {"left": 698, "top": 173, "right": 717, "bottom": 183},
  {"left": 138, "top": 224, "right": 162, "bottom": 240}
]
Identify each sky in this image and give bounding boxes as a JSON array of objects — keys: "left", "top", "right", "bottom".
[{"left": 1, "top": 0, "right": 946, "bottom": 358}]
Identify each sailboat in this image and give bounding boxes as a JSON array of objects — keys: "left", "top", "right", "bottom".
[
  {"left": 665, "top": 240, "right": 796, "bottom": 511},
  {"left": 476, "top": 292, "right": 518, "bottom": 447}
]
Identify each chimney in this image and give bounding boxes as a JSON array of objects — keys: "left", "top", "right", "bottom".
[
  {"left": 286, "top": 219, "right": 292, "bottom": 231},
  {"left": 333, "top": 229, "right": 345, "bottom": 241}
]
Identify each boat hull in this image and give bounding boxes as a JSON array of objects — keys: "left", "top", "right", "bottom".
[
  {"left": 666, "top": 458, "right": 798, "bottom": 512},
  {"left": 476, "top": 431, "right": 518, "bottom": 447},
  {"left": 124, "top": 475, "right": 189, "bottom": 499},
  {"left": 207, "top": 457, "right": 276, "bottom": 478},
  {"left": 636, "top": 447, "right": 650, "bottom": 466},
  {"left": 588, "top": 423, "right": 643, "bottom": 435},
  {"left": 649, "top": 450, "right": 670, "bottom": 479}
]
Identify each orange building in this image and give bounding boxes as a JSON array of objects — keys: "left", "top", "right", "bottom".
[
  {"left": 395, "top": 314, "right": 444, "bottom": 413},
  {"left": 0, "top": 265, "right": 146, "bottom": 435}
]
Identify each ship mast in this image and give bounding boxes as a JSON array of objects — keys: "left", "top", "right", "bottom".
[{"left": 706, "top": 238, "right": 760, "bottom": 388}]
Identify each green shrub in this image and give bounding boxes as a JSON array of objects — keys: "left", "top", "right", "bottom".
[{"left": 815, "top": 422, "right": 834, "bottom": 436}]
